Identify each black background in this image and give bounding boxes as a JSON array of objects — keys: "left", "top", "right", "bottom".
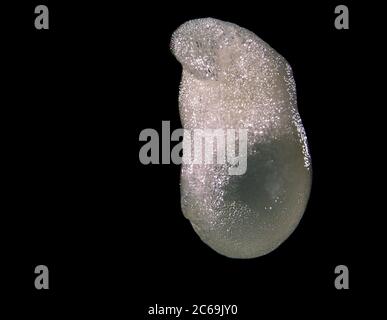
[{"left": 2, "top": 0, "right": 379, "bottom": 318}]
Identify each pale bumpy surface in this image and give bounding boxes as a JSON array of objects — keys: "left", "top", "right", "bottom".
[{"left": 171, "top": 18, "right": 312, "bottom": 258}]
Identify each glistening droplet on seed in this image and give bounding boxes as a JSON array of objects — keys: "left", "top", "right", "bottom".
[{"left": 171, "top": 18, "right": 312, "bottom": 259}]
